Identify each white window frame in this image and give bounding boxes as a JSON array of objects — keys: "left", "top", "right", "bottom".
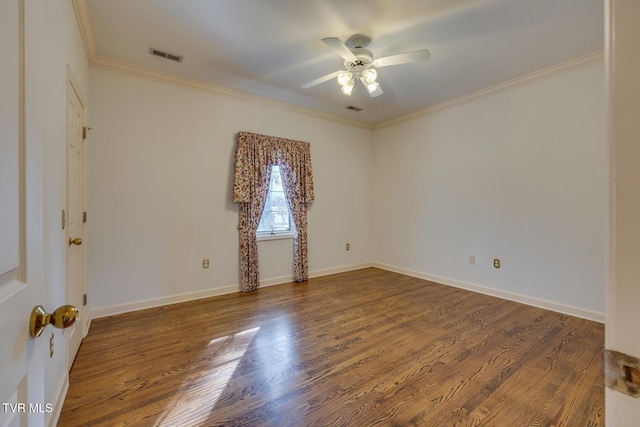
[{"left": 256, "top": 165, "right": 294, "bottom": 241}]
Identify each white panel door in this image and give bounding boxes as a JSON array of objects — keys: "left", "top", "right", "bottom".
[
  {"left": 66, "top": 78, "right": 86, "bottom": 370},
  {"left": 0, "top": 1, "right": 45, "bottom": 426}
]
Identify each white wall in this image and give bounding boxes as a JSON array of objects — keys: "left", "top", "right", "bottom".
[
  {"left": 88, "top": 62, "right": 606, "bottom": 320},
  {"left": 87, "top": 69, "right": 374, "bottom": 312},
  {"left": 374, "top": 63, "right": 606, "bottom": 317}
]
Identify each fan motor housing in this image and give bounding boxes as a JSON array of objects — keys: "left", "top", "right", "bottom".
[{"left": 345, "top": 48, "right": 373, "bottom": 69}]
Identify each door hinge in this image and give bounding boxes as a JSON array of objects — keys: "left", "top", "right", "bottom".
[
  {"left": 83, "top": 294, "right": 87, "bottom": 306},
  {"left": 82, "top": 126, "right": 93, "bottom": 140},
  {"left": 62, "top": 209, "right": 66, "bottom": 230},
  {"left": 83, "top": 211, "right": 87, "bottom": 223}
]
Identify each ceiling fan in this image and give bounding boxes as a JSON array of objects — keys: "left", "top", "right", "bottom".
[{"left": 302, "top": 34, "right": 431, "bottom": 97}]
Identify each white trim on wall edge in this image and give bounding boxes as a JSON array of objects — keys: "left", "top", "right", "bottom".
[
  {"left": 91, "top": 262, "right": 374, "bottom": 319},
  {"left": 373, "top": 262, "right": 605, "bottom": 323},
  {"left": 47, "top": 373, "right": 69, "bottom": 427}
]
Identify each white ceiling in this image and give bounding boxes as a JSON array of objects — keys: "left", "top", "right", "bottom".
[{"left": 84, "top": 0, "right": 604, "bottom": 126}]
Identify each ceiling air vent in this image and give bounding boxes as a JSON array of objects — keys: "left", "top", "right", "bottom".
[
  {"left": 346, "top": 106, "right": 363, "bottom": 112},
  {"left": 149, "top": 48, "right": 183, "bottom": 63}
]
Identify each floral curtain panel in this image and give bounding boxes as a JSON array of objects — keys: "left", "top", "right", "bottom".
[{"left": 233, "top": 131, "right": 314, "bottom": 292}]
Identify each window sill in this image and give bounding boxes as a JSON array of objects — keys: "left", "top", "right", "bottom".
[{"left": 256, "top": 232, "right": 294, "bottom": 242}]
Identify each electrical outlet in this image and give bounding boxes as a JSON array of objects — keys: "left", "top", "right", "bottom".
[
  {"left": 202, "top": 259, "right": 210, "bottom": 269},
  {"left": 493, "top": 258, "right": 501, "bottom": 269},
  {"left": 469, "top": 256, "right": 475, "bottom": 265},
  {"left": 346, "top": 243, "right": 350, "bottom": 251}
]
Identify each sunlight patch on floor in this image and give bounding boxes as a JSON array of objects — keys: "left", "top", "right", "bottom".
[{"left": 152, "top": 327, "right": 260, "bottom": 427}]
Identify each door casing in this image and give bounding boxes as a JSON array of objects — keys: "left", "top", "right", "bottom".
[{"left": 66, "top": 69, "right": 88, "bottom": 371}]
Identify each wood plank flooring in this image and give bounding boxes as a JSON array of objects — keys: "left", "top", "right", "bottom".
[{"left": 58, "top": 268, "right": 604, "bottom": 426}]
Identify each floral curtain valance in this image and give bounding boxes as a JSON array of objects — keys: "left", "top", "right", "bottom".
[
  {"left": 233, "top": 131, "right": 314, "bottom": 204},
  {"left": 233, "top": 131, "right": 314, "bottom": 292}
]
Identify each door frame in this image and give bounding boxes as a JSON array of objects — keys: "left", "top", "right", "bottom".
[{"left": 65, "top": 67, "right": 89, "bottom": 369}]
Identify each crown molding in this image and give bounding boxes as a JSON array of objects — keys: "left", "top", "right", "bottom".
[
  {"left": 71, "top": 0, "right": 372, "bottom": 131},
  {"left": 72, "top": 0, "right": 97, "bottom": 61},
  {"left": 374, "top": 50, "right": 605, "bottom": 130},
  {"left": 73, "top": 0, "right": 602, "bottom": 133},
  {"left": 90, "top": 56, "right": 373, "bottom": 130}
]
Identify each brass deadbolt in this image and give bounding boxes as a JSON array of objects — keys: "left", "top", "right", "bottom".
[{"left": 30, "top": 305, "right": 79, "bottom": 338}]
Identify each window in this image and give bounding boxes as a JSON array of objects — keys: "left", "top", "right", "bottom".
[{"left": 257, "top": 165, "right": 292, "bottom": 237}]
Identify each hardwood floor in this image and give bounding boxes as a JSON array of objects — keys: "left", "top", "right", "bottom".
[{"left": 58, "top": 268, "right": 604, "bottom": 426}]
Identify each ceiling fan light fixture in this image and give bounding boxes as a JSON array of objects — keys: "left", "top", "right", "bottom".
[
  {"left": 337, "top": 71, "right": 353, "bottom": 87},
  {"left": 341, "top": 82, "right": 354, "bottom": 95},
  {"left": 362, "top": 79, "right": 383, "bottom": 97},
  {"left": 362, "top": 68, "right": 377, "bottom": 84},
  {"left": 302, "top": 35, "right": 429, "bottom": 99}
]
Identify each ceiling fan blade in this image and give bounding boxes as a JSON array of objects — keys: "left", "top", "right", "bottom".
[
  {"left": 321, "top": 37, "right": 357, "bottom": 62},
  {"left": 373, "top": 49, "right": 431, "bottom": 67},
  {"left": 301, "top": 70, "right": 342, "bottom": 89}
]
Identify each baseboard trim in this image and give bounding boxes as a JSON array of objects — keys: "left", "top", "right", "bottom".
[
  {"left": 91, "top": 284, "right": 240, "bottom": 319},
  {"left": 92, "top": 262, "right": 374, "bottom": 319},
  {"left": 260, "top": 262, "right": 375, "bottom": 287},
  {"left": 48, "top": 373, "right": 69, "bottom": 427},
  {"left": 83, "top": 315, "right": 92, "bottom": 338},
  {"left": 373, "top": 262, "right": 605, "bottom": 323},
  {"left": 310, "top": 262, "right": 374, "bottom": 278},
  {"left": 92, "top": 262, "right": 603, "bottom": 323}
]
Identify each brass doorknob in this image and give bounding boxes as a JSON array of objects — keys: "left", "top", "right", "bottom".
[
  {"left": 30, "top": 305, "right": 79, "bottom": 338},
  {"left": 69, "top": 237, "right": 83, "bottom": 246}
]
